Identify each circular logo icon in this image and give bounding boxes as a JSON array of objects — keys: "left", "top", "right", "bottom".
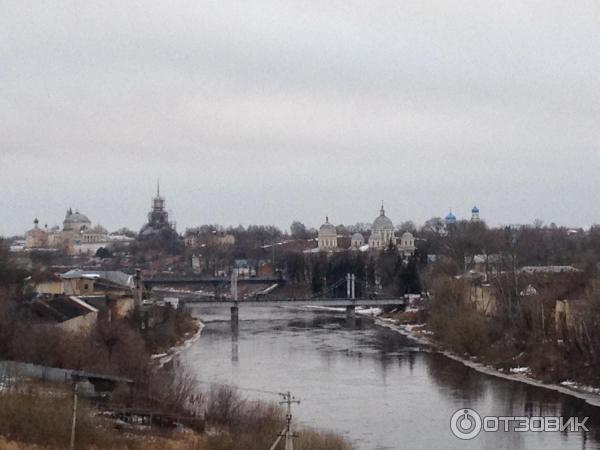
[{"left": 450, "top": 408, "right": 482, "bottom": 440}]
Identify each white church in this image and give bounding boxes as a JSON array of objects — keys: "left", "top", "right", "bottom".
[{"left": 315, "top": 202, "right": 416, "bottom": 256}]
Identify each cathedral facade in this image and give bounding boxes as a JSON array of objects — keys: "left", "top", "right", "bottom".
[
  {"left": 368, "top": 203, "right": 396, "bottom": 249},
  {"left": 317, "top": 217, "right": 337, "bottom": 249}
]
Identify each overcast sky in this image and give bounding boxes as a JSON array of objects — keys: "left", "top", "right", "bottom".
[{"left": 2, "top": 1, "right": 600, "bottom": 236}]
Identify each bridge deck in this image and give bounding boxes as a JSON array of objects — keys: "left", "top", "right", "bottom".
[
  {"left": 146, "top": 277, "right": 283, "bottom": 286},
  {"left": 182, "top": 298, "right": 404, "bottom": 307}
]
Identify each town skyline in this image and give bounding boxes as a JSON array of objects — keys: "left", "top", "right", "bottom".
[{"left": 2, "top": 181, "right": 593, "bottom": 238}]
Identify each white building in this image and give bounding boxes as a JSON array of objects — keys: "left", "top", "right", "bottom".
[
  {"left": 350, "top": 232, "right": 364, "bottom": 249},
  {"left": 399, "top": 232, "right": 416, "bottom": 257},
  {"left": 317, "top": 217, "right": 337, "bottom": 250},
  {"left": 62, "top": 209, "right": 92, "bottom": 233},
  {"left": 369, "top": 203, "right": 396, "bottom": 249},
  {"left": 318, "top": 217, "right": 338, "bottom": 250}
]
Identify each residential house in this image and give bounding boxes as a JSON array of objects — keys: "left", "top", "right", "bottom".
[
  {"left": 30, "top": 295, "right": 99, "bottom": 333},
  {"left": 60, "top": 269, "right": 134, "bottom": 296}
]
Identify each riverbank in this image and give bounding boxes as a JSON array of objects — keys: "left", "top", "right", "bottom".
[
  {"left": 153, "top": 318, "right": 205, "bottom": 367},
  {"left": 375, "top": 316, "right": 600, "bottom": 408}
]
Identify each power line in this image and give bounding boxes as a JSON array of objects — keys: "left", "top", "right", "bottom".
[{"left": 195, "top": 380, "right": 282, "bottom": 397}]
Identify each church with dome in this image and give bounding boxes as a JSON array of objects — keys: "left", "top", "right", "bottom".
[
  {"left": 444, "top": 206, "right": 482, "bottom": 225},
  {"left": 317, "top": 216, "right": 337, "bottom": 249},
  {"left": 62, "top": 208, "right": 92, "bottom": 233},
  {"left": 139, "top": 182, "right": 176, "bottom": 237},
  {"left": 368, "top": 203, "right": 396, "bottom": 249},
  {"left": 24, "top": 208, "right": 114, "bottom": 255},
  {"left": 311, "top": 202, "right": 416, "bottom": 257}
]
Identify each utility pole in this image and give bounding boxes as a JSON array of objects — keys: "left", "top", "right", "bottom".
[
  {"left": 69, "top": 379, "right": 79, "bottom": 450},
  {"left": 134, "top": 268, "right": 143, "bottom": 308},
  {"left": 281, "top": 391, "right": 300, "bottom": 450},
  {"left": 269, "top": 392, "right": 300, "bottom": 450}
]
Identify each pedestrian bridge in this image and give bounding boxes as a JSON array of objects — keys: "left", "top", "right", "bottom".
[
  {"left": 152, "top": 272, "right": 405, "bottom": 323},
  {"left": 183, "top": 297, "right": 405, "bottom": 308},
  {"left": 179, "top": 297, "right": 405, "bottom": 324}
]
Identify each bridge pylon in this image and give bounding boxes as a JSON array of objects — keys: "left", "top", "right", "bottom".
[
  {"left": 231, "top": 303, "right": 239, "bottom": 330},
  {"left": 231, "top": 270, "right": 239, "bottom": 327},
  {"left": 345, "top": 273, "right": 357, "bottom": 322},
  {"left": 346, "top": 273, "right": 356, "bottom": 300}
]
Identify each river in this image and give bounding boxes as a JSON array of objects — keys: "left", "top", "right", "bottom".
[{"left": 180, "top": 306, "right": 600, "bottom": 450}]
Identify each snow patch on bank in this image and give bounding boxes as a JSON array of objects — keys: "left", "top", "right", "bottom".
[
  {"left": 153, "top": 320, "right": 205, "bottom": 368},
  {"left": 303, "top": 305, "right": 383, "bottom": 316},
  {"left": 560, "top": 380, "right": 600, "bottom": 395}
]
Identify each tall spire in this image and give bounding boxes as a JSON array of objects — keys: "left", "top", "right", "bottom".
[
  {"left": 156, "top": 179, "right": 160, "bottom": 197},
  {"left": 380, "top": 200, "right": 385, "bottom": 216}
]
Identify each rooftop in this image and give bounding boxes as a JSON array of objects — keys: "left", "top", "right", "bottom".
[{"left": 60, "top": 269, "right": 134, "bottom": 287}]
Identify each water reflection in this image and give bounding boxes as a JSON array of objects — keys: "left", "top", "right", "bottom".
[
  {"left": 231, "top": 322, "right": 239, "bottom": 363},
  {"left": 426, "top": 354, "right": 488, "bottom": 403}
]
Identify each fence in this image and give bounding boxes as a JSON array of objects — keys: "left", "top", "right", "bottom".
[{"left": 0, "top": 360, "right": 104, "bottom": 396}]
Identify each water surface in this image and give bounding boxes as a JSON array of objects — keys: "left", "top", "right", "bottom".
[{"left": 181, "top": 306, "right": 600, "bottom": 450}]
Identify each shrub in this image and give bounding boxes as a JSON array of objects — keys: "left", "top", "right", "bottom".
[{"left": 0, "top": 389, "right": 128, "bottom": 449}]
